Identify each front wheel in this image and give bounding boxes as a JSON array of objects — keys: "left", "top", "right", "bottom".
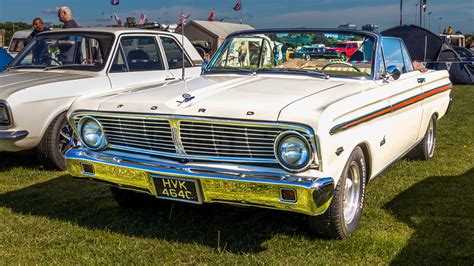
[
  {"left": 37, "top": 112, "right": 77, "bottom": 170},
  {"left": 307, "top": 146, "right": 367, "bottom": 239}
]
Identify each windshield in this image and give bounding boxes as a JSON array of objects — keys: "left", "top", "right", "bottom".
[
  {"left": 206, "top": 30, "right": 376, "bottom": 78},
  {"left": 10, "top": 32, "right": 115, "bottom": 71}
]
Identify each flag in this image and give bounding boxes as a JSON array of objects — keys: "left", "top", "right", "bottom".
[
  {"left": 208, "top": 10, "right": 215, "bottom": 21},
  {"left": 177, "top": 12, "right": 190, "bottom": 28},
  {"left": 138, "top": 12, "right": 148, "bottom": 25},
  {"left": 233, "top": 0, "right": 241, "bottom": 11},
  {"left": 111, "top": 0, "right": 119, "bottom": 5},
  {"left": 113, "top": 12, "right": 122, "bottom": 26}
]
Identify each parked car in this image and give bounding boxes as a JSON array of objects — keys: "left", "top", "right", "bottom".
[
  {"left": 289, "top": 46, "right": 339, "bottom": 60},
  {"left": 0, "top": 27, "right": 202, "bottom": 170},
  {"left": 328, "top": 41, "right": 360, "bottom": 59},
  {"left": 452, "top": 46, "right": 473, "bottom": 64},
  {"left": 65, "top": 29, "right": 452, "bottom": 238},
  {"left": 7, "top": 30, "right": 32, "bottom": 58}
]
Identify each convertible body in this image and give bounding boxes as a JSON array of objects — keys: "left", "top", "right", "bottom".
[{"left": 65, "top": 29, "right": 452, "bottom": 238}]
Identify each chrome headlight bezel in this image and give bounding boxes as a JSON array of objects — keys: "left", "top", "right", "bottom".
[
  {"left": 0, "top": 100, "right": 13, "bottom": 128},
  {"left": 77, "top": 116, "right": 107, "bottom": 151},
  {"left": 274, "top": 130, "right": 313, "bottom": 172}
]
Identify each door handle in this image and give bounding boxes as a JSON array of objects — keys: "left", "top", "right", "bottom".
[
  {"left": 417, "top": 77, "right": 426, "bottom": 84},
  {"left": 165, "top": 77, "right": 176, "bottom": 81}
]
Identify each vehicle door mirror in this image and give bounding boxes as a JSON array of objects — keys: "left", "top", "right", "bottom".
[{"left": 387, "top": 65, "right": 401, "bottom": 80}]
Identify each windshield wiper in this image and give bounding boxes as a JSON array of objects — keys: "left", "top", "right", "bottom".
[
  {"left": 7, "top": 65, "right": 46, "bottom": 70},
  {"left": 205, "top": 66, "right": 256, "bottom": 75},
  {"left": 43, "top": 64, "right": 87, "bottom": 71},
  {"left": 259, "top": 68, "right": 330, "bottom": 79}
]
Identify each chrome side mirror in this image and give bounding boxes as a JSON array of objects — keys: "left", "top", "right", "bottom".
[{"left": 386, "top": 65, "right": 401, "bottom": 81}]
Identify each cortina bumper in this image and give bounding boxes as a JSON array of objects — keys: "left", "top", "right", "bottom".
[{"left": 65, "top": 148, "right": 334, "bottom": 216}]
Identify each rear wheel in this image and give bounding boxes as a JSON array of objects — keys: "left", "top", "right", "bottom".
[
  {"left": 307, "top": 146, "right": 367, "bottom": 238},
  {"left": 37, "top": 112, "right": 77, "bottom": 170},
  {"left": 340, "top": 52, "right": 346, "bottom": 60},
  {"left": 408, "top": 115, "right": 437, "bottom": 160},
  {"left": 305, "top": 54, "right": 311, "bottom": 61}
]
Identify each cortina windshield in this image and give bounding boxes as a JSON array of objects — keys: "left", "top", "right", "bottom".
[
  {"left": 206, "top": 30, "right": 376, "bottom": 78},
  {"left": 10, "top": 32, "right": 115, "bottom": 71}
]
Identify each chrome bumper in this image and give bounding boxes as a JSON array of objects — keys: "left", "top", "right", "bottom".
[
  {"left": 0, "top": 130, "right": 28, "bottom": 140},
  {"left": 65, "top": 148, "right": 334, "bottom": 216}
]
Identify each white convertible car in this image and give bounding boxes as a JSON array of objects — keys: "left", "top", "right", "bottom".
[
  {"left": 64, "top": 29, "right": 452, "bottom": 238},
  {"left": 0, "top": 27, "right": 202, "bottom": 169}
]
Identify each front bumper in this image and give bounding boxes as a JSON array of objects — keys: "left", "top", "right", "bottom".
[
  {"left": 0, "top": 130, "right": 29, "bottom": 151},
  {"left": 65, "top": 148, "right": 334, "bottom": 216}
]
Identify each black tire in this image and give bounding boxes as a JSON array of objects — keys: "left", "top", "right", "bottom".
[
  {"left": 37, "top": 112, "right": 76, "bottom": 170},
  {"left": 408, "top": 115, "right": 437, "bottom": 160},
  {"left": 305, "top": 54, "right": 311, "bottom": 61},
  {"left": 307, "top": 146, "right": 367, "bottom": 239},
  {"left": 110, "top": 187, "right": 158, "bottom": 208},
  {"left": 340, "top": 52, "right": 346, "bottom": 60}
]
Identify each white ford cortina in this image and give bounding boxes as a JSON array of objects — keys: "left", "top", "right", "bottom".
[
  {"left": 0, "top": 27, "right": 202, "bottom": 169},
  {"left": 64, "top": 29, "right": 452, "bottom": 238}
]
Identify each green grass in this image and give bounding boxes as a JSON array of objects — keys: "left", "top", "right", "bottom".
[{"left": 1, "top": 86, "right": 473, "bottom": 264}]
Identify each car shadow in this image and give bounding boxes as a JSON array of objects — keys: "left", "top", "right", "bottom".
[
  {"left": 0, "top": 150, "right": 42, "bottom": 171},
  {"left": 0, "top": 175, "right": 312, "bottom": 254},
  {"left": 384, "top": 168, "right": 473, "bottom": 264}
]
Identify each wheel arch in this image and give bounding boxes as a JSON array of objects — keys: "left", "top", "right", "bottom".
[{"left": 356, "top": 141, "right": 372, "bottom": 182}]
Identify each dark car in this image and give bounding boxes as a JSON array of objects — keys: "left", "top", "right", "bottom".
[{"left": 290, "top": 46, "right": 339, "bottom": 60}]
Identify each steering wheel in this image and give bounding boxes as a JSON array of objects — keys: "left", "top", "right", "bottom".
[
  {"left": 42, "top": 56, "right": 62, "bottom": 66},
  {"left": 321, "top": 61, "right": 361, "bottom": 72}
]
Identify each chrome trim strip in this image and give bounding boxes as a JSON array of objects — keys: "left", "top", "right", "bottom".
[
  {"left": 330, "top": 83, "right": 452, "bottom": 135},
  {"left": 0, "top": 130, "right": 29, "bottom": 140}
]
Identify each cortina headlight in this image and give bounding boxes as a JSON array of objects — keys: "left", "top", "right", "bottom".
[
  {"left": 78, "top": 116, "right": 107, "bottom": 150},
  {"left": 274, "top": 131, "right": 312, "bottom": 172},
  {"left": 0, "top": 101, "right": 12, "bottom": 127}
]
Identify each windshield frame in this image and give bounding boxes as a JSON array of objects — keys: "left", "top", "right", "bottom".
[
  {"left": 204, "top": 28, "right": 382, "bottom": 80},
  {"left": 9, "top": 31, "right": 116, "bottom": 72}
]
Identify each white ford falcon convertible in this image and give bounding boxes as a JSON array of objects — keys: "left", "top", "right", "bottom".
[
  {"left": 65, "top": 29, "right": 452, "bottom": 238},
  {"left": 0, "top": 27, "right": 202, "bottom": 169}
]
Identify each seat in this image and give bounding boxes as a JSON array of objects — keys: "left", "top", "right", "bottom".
[{"left": 127, "top": 50, "right": 149, "bottom": 63}]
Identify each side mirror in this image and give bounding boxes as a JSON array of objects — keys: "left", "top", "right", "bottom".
[{"left": 386, "top": 65, "right": 401, "bottom": 80}]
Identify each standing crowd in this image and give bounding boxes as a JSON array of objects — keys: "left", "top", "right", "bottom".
[{"left": 26, "top": 6, "right": 79, "bottom": 44}]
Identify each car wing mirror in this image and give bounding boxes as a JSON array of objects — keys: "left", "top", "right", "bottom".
[{"left": 386, "top": 65, "right": 401, "bottom": 81}]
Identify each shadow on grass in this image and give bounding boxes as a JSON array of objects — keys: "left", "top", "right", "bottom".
[
  {"left": 0, "top": 150, "right": 42, "bottom": 171},
  {"left": 385, "top": 168, "right": 474, "bottom": 264},
  {"left": 0, "top": 175, "right": 309, "bottom": 253}
]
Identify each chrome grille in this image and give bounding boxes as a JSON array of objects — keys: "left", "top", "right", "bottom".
[
  {"left": 180, "top": 121, "right": 281, "bottom": 158},
  {"left": 71, "top": 113, "right": 314, "bottom": 164}
]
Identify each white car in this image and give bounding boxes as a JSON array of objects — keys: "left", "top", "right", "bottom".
[
  {"left": 64, "top": 29, "right": 452, "bottom": 238},
  {"left": 7, "top": 30, "right": 32, "bottom": 58},
  {"left": 0, "top": 27, "right": 202, "bottom": 169}
]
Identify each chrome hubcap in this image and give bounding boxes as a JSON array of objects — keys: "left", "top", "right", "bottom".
[
  {"left": 427, "top": 119, "right": 435, "bottom": 156},
  {"left": 343, "top": 162, "right": 361, "bottom": 224},
  {"left": 59, "top": 122, "right": 77, "bottom": 155}
]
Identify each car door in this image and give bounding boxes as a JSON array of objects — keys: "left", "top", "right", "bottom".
[
  {"left": 107, "top": 34, "right": 174, "bottom": 89},
  {"left": 158, "top": 35, "right": 202, "bottom": 80},
  {"left": 382, "top": 37, "right": 429, "bottom": 160}
]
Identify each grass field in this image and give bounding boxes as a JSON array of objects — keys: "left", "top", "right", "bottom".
[{"left": 0, "top": 86, "right": 473, "bottom": 264}]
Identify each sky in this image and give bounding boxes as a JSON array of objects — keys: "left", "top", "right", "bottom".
[{"left": 0, "top": 0, "right": 472, "bottom": 34}]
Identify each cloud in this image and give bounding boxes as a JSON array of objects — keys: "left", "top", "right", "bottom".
[{"left": 41, "top": 7, "right": 59, "bottom": 14}]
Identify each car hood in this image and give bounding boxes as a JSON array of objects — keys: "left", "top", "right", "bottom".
[
  {"left": 0, "top": 71, "right": 90, "bottom": 99},
  {"left": 93, "top": 75, "right": 346, "bottom": 121}
]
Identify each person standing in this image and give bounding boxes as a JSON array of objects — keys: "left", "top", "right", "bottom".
[
  {"left": 25, "top": 18, "right": 49, "bottom": 44},
  {"left": 58, "top": 6, "right": 79, "bottom": 28}
]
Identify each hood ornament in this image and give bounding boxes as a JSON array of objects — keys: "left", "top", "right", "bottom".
[{"left": 176, "top": 93, "right": 195, "bottom": 104}]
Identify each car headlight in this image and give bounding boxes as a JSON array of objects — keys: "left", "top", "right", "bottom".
[
  {"left": 0, "top": 101, "right": 12, "bottom": 127},
  {"left": 274, "top": 131, "right": 312, "bottom": 172},
  {"left": 78, "top": 116, "right": 107, "bottom": 150}
]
